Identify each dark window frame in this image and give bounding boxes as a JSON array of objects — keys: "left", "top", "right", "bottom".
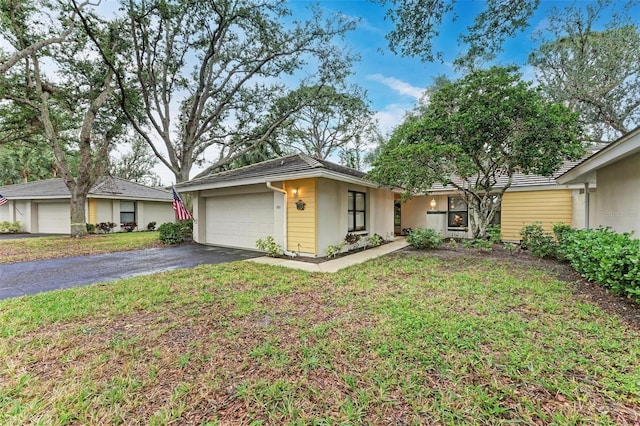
[
  {"left": 348, "top": 190, "right": 366, "bottom": 232},
  {"left": 120, "top": 200, "right": 136, "bottom": 224},
  {"left": 447, "top": 196, "right": 468, "bottom": 229}
]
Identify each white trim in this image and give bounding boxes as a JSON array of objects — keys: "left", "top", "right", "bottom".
[
  {"left": 179, "top": 170, "right": 385, "bottom": 193},
  {"left": 557, "top": 127, "right": 640, "bottom": 184}
]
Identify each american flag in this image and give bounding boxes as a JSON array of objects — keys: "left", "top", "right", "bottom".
[
  {"left": 0, "top": 194, "right": 7, "bottom": 206},
  {"left": 172, "top": 188, "right": 193, "bottom": 221}
]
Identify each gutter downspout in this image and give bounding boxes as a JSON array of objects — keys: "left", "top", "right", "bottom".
[
  {"left": 266, "top": 182, "right": 287, "bottom": 251},
  {"left": 584, "top": 182, "right": 590, "bottom": 230}
]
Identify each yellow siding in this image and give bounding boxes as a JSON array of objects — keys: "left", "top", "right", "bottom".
[
  {"left": 88, "top": 199, "right": 97, "bottom": 224},
  {"left": 501, "top": 189, "right": 573, "bottom": 241},
  {"left": 285, "top": 178, "right": 317, "bottom": 255}
]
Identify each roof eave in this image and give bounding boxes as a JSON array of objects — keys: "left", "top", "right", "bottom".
[
  {"left": 557, "top": 127, "right": 640, "bottom": 184},
  {"left": 178, "top": 169, "right": 381, "bottom": 192}
]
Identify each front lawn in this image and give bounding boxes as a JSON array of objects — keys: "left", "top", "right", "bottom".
[
  {"left": 0, "top": 232, "right": 162, "bottom": 264},
  {"left": 1, "top": 253, "right": 638, "bottom": 424}
]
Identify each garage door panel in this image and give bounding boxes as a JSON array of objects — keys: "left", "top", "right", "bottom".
[
  {"left": 38, "top": 202, "right": 70, "bottom": 233},
  {"left": 205, "top": 193, "right": 274, "bottom": 249}
]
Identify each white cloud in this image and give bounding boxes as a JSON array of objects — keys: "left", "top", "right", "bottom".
[
  {"left": 374, "top": 103, "right": 414, "bottom": 135},
  {"left": 367, "top": 74, "right": 425, "bottom": 99}
]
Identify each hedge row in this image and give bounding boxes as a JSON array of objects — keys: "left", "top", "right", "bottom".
[
  {"left": 521, "top": 224, "right": 640, "bottom": 300},
  {"left": 558, "top": 228, "right": 640, "bottom": 299}
]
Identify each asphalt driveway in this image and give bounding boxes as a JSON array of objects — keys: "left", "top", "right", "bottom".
[{"left": 0, "top": 244, "right": 262, "bottom": 300}]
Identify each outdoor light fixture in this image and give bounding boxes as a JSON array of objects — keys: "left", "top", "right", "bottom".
[
  {"left": 430, "top": 198, "right": 437, "bottom": 210},
  {"left": 292, "top": 188, "right": 298, "bottom": 196}
]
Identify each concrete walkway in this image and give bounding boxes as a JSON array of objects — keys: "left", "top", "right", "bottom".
[{"left": 248, "top": 238, "right": 409, "bottom": 273}]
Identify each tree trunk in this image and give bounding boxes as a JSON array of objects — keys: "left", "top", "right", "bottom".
[{"left": 70, "top": 189, "right": 88, "bottom": 238}]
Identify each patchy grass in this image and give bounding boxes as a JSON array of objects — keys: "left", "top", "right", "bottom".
[
  {"left": 0, "top": 232, "right": 162, "bottom": 264},
  {"left": 1, "top": 253, "right": 639, "bottom": 425}
]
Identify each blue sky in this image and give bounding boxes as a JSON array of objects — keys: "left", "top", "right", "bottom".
[
  {"left": 96, "top": 0, "right": 639, "bottom": 182},
  {"left": 287, "top": 0, "right": 640, "bottom": 134}
]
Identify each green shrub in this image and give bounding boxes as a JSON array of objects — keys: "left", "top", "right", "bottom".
[
  {"left": 0, "top": 221, "right": 21, "bottom": 233},
  {"left": 406, "top": 228, "right": 443, "bottom": 250},
  {"left": 158, "top": 221, "right": 193, "bottom": 245},
  {"left": 255, "top": 235, "right": 283, "bottom": 257},
  {"left": 326, "top": 241, "right": 345, "bottom": 258},
  {"left": 86, "top": 223, "right": 96, "bottom": 234},
  {"left": 520, "top": 223, "right": 557, "bottom": 258},
  {"left": 463, "top": 238, "right": 493, "bottom": 252},
  {"left": 96, "top": 222, "right": 116, "bottom": 234},
  {"left": 487, "top": 224, "right": 502, "bottom": 244},
  {"left": 368, "top": 233, "right": 384, "bottom": 248},
  {"left": 560, "top": 227, "right": 640, "bottom": 300},
  {"left": 344, "top": 233, "right": 361, "bottom": 250},
  {"left": 121, "top": 222, "right": 137, "bottom": 232}
]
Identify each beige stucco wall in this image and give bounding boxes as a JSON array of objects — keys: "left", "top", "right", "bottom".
[
  {"left": 91, "top": 198, "right": 173, "bottom": 232},
  {"left": 572, "top": 188, "right": 598, "bottom": 230},
  {"left": 138, "top": 201, "right": 175, "bottom": 230},
  {"left": 316, "top": 178, "right": 394, "bottom": 257},
  {"left": 400, "top": 194, "right": 473, "bottom": 238},
  {"left": 95, "top": 199, "right": 115, "bottom": 224},
  {"left": 593, "top": 152, "right": 640, "bottom": 235},
  {"left": 0, "top": 203, "right": 10, "bottom": 222},
  {"left": 0, "top": 200, "right": 31, "bottom": 232}
]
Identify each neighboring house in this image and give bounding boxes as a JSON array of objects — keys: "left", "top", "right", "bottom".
[
  {"left": 0, "top": 177, "right": 175, "bottom": 234},
  {"left": 557, "top": 127, "right": 640, "bottom": 236},
  {"left": 399, "top": 157, "right": 598, "bottom": 242},
  {"left": 175, "top": 154, "right": 395, "bottom": 257}
]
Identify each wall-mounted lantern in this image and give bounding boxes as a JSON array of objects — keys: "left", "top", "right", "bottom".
[{"left": 430, "top": 198, "right": 437, "bottom": 210}]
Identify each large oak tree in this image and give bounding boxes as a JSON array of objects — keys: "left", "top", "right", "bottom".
[
  {"left": 75, "top": 0, "right": 358, "bottom": 183},
  {"left": 368, "top": 67, "right": 584, "bottom": 238},
  {"left": 0, "top": 0, "right": 128, "bottom": 237},
  {"left": 528, "top": 0, "right": 640, "bottom": 141}
]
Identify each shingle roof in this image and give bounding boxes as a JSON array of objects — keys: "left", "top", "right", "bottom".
[
  {"left": 427, "top": 152, "right": 598, "bottom": 193},
  {"left": 0, "top": 177, "right": 173, "bottom": 201},
  {"left": 176, "top": 153, "right": 367, "bottom": 189}
]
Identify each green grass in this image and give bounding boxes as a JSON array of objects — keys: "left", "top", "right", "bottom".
[
  {"left": 0, "top": 232, "right": 162, "bottom": 264},
  {"left": 1, "top": 253, "right": 638, "bottom": 424}
]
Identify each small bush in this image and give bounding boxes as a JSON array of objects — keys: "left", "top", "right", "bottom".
[
  {"left": 147, "top": 221, "right": 157, "bottom": 231},
  {"left": 255, "top": 235, "right": 283, "bottom": 257},
  {"left": 86, "top": 223, "right": 96, "bottom": 234},
  {"left": 0, "top": 221, "right": 21, "bottom": 233},
  {"left": 487, "top": 224, "right": 502, "bottom": 244},
  {"left": 96, "top": 222, "right": 116, "bottom": 234},
  {"left": 344, "top": 233, "right": 361, "bottom": 250},
  {"left": 158, "top": 221, "right": 192, "bottom": 245},
  {"left": 463, "top": 238, "right": 493, "bottom": 252},
  {"left": 368, "top": 233, "right": 384, "bottom": 248},
  {"left": 520, "top": 223, "right": 556, "bottom": 258},
  {"left": 326, "top": 241, "right": 345, "bottom": 258},
  {"left": 406, "top": 228, "right": 443, "bottom": 250},
  {"left": 121, "top": 222, "right": 137, "bottom": 232}
]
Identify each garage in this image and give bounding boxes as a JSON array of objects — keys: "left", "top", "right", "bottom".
[
  {"left": 205, "top": 192, "right": 274, "bottom": 249},
  {"left": 37, "top": 202, "right": 70, "bottom": 233}
]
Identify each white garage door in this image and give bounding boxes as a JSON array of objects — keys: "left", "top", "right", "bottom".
[
  {"left": 37, "top": 202, "right": 70, "bottom": 234},
  {"left": 206, "top": 192, "right": 274, "bottom": 250}
]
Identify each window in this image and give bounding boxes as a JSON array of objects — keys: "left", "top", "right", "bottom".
[
  {"left": 489, "top": 195, "right": 501, "bottom": 225},
  {"left": 447, "top": 196, "right": 468, "bottom": 228},
  {"left": 120, "top": 200, "right": 136, "bottom": 223},
  {"left": 348, "top": 191, "right": 366, "bottom": 231}
]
